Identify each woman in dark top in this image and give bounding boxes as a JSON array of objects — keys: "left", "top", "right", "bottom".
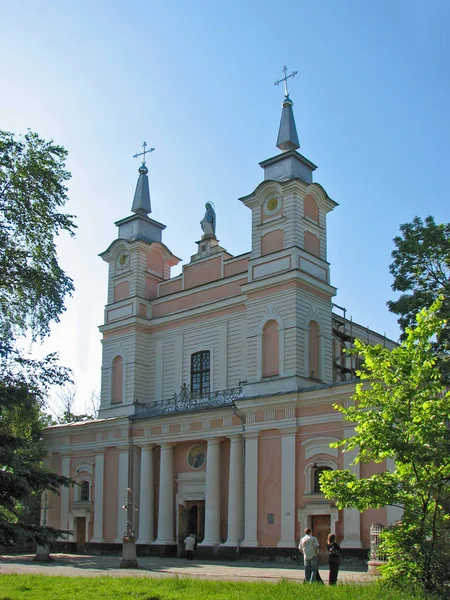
[{"left": 326, "top": 533, "right": 341, "bottom": 585}]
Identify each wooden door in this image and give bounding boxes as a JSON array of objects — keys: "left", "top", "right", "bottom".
[
  {"left": 177, "top": 505, "right": 189, "bottom": 557},
  {"left": 76, "top": 517, "right": 86, "bottom": 554},
  {"left": 311, "top": 515, "right": 331, "bottom": 563}
]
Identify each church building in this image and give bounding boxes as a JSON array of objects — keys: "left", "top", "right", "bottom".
[{"left": 43, "top": 72, "right": 400, "bottom": 559}]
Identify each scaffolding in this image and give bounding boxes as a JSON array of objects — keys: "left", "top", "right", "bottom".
[{"left": 332, "top": 303, "right": 357, "bottom": 382}]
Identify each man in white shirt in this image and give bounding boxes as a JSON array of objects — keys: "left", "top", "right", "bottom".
[
  {"left": 184, "top": 533, "right": 196, "bottom": 560},
  {"left": 299, "top": 527, "right": 319, "bottom": 582}
]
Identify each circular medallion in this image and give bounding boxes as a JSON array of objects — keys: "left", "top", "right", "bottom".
[
  {"left": 116, "top": 251, "right": 129, "bottom": 270},
  {"left": 263, "top": 193, "right": 282, "bottom": 217},
  {"left": 187, "top": 444, "right": 206, "bottom": 469}
]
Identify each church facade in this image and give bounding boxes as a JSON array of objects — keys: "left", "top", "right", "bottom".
[{"left": 43, "top": 83, "right": 400, "bottom": 559}]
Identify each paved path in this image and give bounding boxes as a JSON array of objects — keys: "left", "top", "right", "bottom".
[{"left": 0, "top": 553, "right": 374, "bottom": 584}]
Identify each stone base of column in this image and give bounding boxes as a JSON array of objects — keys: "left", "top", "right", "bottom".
[
  {"left": 153, "top": 538, "right": 176, "bottom": 545},
  {"left": 90, "top": 537, "right": 105, "bottom": 543},
  {"left": 221, "top": 540, "right": 239, "bottom": 547},
  {"left": 340, "top": 538, "right": 363, "bottom": 549},
  {"left": 198, "top": 540, "right": 220, "bottom": 547},
  {"left": 240, "top": 540, "right": 259, "bottom": 547},
  {"left": 277, "top": 540, "right": 296, "bottom": 548},
  {"left": 120, "top": 538, "right": 138, "bottom": 569},
  {"left": 136, "top": 538, "right": 155, "bottom": 545}
]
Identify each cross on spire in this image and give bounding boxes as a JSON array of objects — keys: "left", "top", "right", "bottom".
[
  {"left": 133, "top": 141, "right": 155, "bottom": 166},
  {"left": 274, "top": 65, "right": 298, "bottom": 98}
]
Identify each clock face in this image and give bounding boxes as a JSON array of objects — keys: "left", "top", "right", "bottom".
[
  {"left": 187, "top": 444, "right": 206, "bottom": 469},
  {"left": 263, "top": 194, "right": 282, "bottom": 217},
  {"left": 116, "top": 251, "right": 129, "bottom": 270}
]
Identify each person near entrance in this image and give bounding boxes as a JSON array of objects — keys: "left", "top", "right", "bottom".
[
  {"left": 299, "top": 527, "right": 319, "bottom": 582},
  {"left": 184, "top": 533, "right": 196, "bottom": 560},
  {"left": 326, "top": 533, "right": 341, "bottom": 585}
]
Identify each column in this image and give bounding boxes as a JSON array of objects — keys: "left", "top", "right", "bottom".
[
  {"left": 137, "top": 444, "right": 155, "bottom": 544},
  {"left": 201, "top": 438, "right": 221, "bottom": 546},
  {"left": 91, "top": 450, "right": 105, "bottom": 542},
  {"left": 59, "top": 456, "right": 71, "bottom": 537},
  {"left": 241, "top": 431, "right": 259, "bottom": 547},
  {"left": 224, "top": 434, "right": 244, "bottom": 546},
  {"left": 132, "top": 446, "right": 141, "bottom": 536},
  {"left": 340, "top": 427, "right": 362, "bottom": 548},
  {"left": 278, "top": 427, "right": 297, "bottom": 548},
  {"left": 115, "top": 449, "right": 129, "bottom": 542},
  {"left": 154, "top": 443, "right": 175, "bottom": 544}
]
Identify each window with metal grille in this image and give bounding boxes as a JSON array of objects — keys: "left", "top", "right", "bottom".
[
  {"left": 80, "top": 481, "right": 90, "bottom": 501},
  {"left": 190, "top": 351, "right": 210, "bottom": 395},
  {"left": 313, "top": 466, "right": 332, "bottom": 493}
]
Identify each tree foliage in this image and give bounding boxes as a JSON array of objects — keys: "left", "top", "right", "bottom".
[
  {"left": 0, "top": 129, "right": 76, "bottom": 546},
  {"left": 0, "top": 129, "right": 76, "bottom": 353},
  {"left": 320, "top": 300, "right": 450, "bottom": 598},
  {"left": 388, "top": 215, "right": 450, "bottom": 377}
]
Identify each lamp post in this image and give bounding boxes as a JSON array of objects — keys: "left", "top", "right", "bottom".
[{"left": 120, "top": 486, "right": 139, "bottom": 568}]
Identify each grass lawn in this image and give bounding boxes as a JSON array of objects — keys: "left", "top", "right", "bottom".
[{"left": 0, "top": 574, "right": 424, "bottom": 600}]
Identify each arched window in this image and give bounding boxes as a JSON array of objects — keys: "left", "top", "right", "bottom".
[
  {"left": 262, "top": 320, "right": 279, "bottom": 377},
  {"left": 111, "top": 355, "right": 123, "bottom": 404},
  {"left": 80, "top": 480, "right": 90, "bottom": 501},
  {"left": 313, "top": 466, "right": 333, "bottom": 494},
  {"left": 304, "top": 195, "right": 319, "bottom": 223},
  {"left": 308, "top": 321, "right": 320, "bottom": 379},
  {"left": 191, "top": 351, "right": 210, "bottom": 395}
]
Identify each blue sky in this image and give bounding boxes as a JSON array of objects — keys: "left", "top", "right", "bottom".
[{"left": 2, "top": 1, "right": 449, "bottom": 413}]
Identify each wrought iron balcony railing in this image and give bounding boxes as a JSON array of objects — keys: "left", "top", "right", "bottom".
[{"left": 132, "top": 384, "right": 243, "bottom": 419}]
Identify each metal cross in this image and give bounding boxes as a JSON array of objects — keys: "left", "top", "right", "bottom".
[
  {"left": 274, "top": 65, "right": 298, "bottom": 98},
  {"left": 40, "top": 492, "right": 51, "bottom": 527},
  {"left": 133, "top": 141, "right": 155, "bottom": 165}
]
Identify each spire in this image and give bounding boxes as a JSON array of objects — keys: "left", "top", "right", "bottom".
[
  {"left": 131, "top": 142, "right": 154, "bottom": 215},
  {"left": 274, "top": 66, "right": 300, "bottom": 152}
]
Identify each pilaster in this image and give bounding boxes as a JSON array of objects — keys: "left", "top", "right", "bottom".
[
  {"left": 278, "top": 427, "right": 297, "bottom": 547},
  {"left": 91, "top": 449, "right": 105, "bottom": 543},
  {"left": 200, "top": 438, "right": 221, "bottom": 546},
  {"left": 241, "top": 431, "right": 259, "bottom": 547},
  {"left": 137, "top": 444, "right": 155, "bottom": 544}
]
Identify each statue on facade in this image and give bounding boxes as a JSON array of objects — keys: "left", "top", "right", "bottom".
[{"left": 200, "top": 202, "right": 216, "bottom": 238}]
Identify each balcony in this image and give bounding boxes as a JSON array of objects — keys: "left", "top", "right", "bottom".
[{"left": 132, "top": 384, "right": 243, "bottom": 419}]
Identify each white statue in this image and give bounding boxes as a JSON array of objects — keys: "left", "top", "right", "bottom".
[{"left": 200, "top": 202, "right": 216, "bottom": 237}]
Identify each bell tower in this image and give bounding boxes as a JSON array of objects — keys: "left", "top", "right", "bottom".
[
  {"left": 241, "top": 68, "right": 337, "bottom": 396},
  {"left": 98, "top": 144, "right": 180, "bottom": 418}
]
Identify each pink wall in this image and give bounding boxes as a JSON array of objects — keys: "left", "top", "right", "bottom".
[
  {"left": 184, "top": 256, "right": 222, "bottom": 289},
  {"left": 146, "top": 277, "right": 159, "bottom": 298},
  {"left": 114, "top": 281, "right": 129, "bottom": 301},
  {"left": 47, "top": 456, "right": 61, "bottom": 529},
  {"left": 304, "top": 231, "right": 320, "bottom": 257},
  {"left": 223, "top": 257, "right": 249, "bottom": 277},
  {"left": 103, "top": 449, "right": 119, "bottom": 541},
  {"left": 308, "top": 321, "right": 320, "bottom": 379},
  {"left": 220, "top": 439, "right": 230, "bottom": 542},
  {"left": 159, "top": 278, "right": 183, "bottom": 296},
  {"left": 304, "top": 195, "right": 319, "bottom": 222},
  {"left": 258, "top": 430, "right": 281, "bottom": 546},
  {"left": 111, "top": 356, "right": 123, "bottom": 403},
  {"left": 147, "top": 250, "right": 164, "bottom": 277},
  {"left": 262, "top": 320, "right": 279, "bottom": 376},
  {"left": 261, "top": 229, "right": 284, "bottom": 256},
  {"left": 152, "top": 279, "right": 245, "bottom": 318}
]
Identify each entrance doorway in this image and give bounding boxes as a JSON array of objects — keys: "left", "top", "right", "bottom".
[
  {"left": 75, "top": 517, "right": 86, "bottom": 554},
  {"left": 311, "top": 515, "right": 331, "bottom": 563},
  {"left": 177, "top": 500, "right": 205, "bottom": 557}
]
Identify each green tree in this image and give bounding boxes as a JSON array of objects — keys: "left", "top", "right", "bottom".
[
  {"left": 388, "top": 215, "right": 450, "bottom": 377},
  {"left": 320, "top": 301, "right": 450, "bottom": 598},
  {"left": 0, "top": 129, "right": 76, "bottom": 546}
]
